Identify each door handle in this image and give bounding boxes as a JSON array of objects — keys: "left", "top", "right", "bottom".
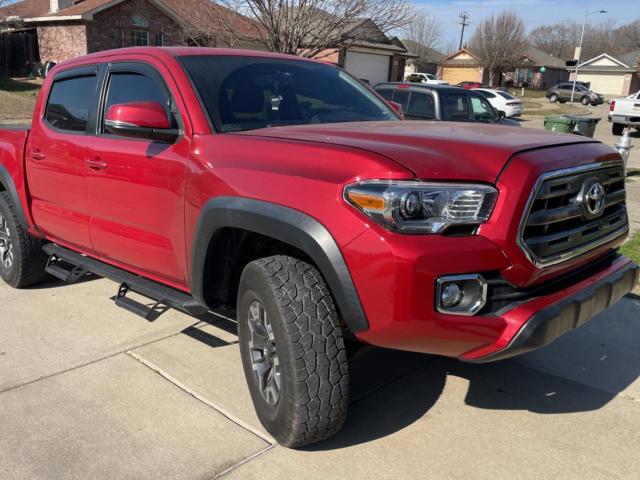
[
  {"left": 85, "top": 158, "right": 108, "bottom": 171},
  {"left": 30, "top": 149, "right": 45, "bottom": 161}
]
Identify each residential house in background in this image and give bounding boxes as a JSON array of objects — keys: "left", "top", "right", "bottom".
[
  {"left": 315, "top": 20, "right": 414, "bottom": 86},
  {"left": 0, "top": 0, "right": 261, "bottom": 76},
  {"left": 401, "top": 39, "right": 444, "bottom": 76},
  {"left": 438, "top": 46, "right": 569, "bottom": 88},
  {"left": 1, "top": 1, "right": 410, "bottom": 85},
  {"left": 569, "top": 51, "right": 640, "bottom": 96}
]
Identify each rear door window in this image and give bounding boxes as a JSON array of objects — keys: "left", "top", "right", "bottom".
[
  {"left": 44, "top": 74, "right": 98, "bottom": 132},
  {"left": 405, "top": 91, "right": 435, "bottom": 119},
  {"left": 443, "top": 94, "right": 470, "bottom": 121}
]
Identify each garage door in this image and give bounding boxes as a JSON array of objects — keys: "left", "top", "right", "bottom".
[
  {"left": 578, "top": 72, "right": 626, "bottom": 95},
  {"left": 344, "top": 51, "right": 390, "bottom": 86},
  {"left": 442, "top": 67, "right": 478, "bottom": 85}
]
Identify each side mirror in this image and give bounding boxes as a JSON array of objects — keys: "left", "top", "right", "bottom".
[
  {"left": 105, "top": 102, "right": 179, "bottom": 142},
  {"left": 388, "top": 101, "right": 404, "bottom": 119}
]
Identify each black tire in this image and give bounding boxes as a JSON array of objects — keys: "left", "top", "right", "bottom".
[
  {"left": 581, "top": 96, "right": 590, "bottom": 106},
  {"left": 548, "top": 93, "right": 558, "bottom": 103},
  {"left": 612, "top": 123, "right": 624, "bottom": 135},
  {"left": 237, "top": 255, "right": 349, "bottom": 447},
  {"left": 0, "top": 191, "right": 48, "bottom": 288},
  {"left": 498, "top": 110, "right": 506, "bottom": 119}
]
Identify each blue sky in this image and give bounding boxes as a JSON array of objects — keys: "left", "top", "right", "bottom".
[{"left": 414, "top": 0, "right": 634, "bottom": 49}]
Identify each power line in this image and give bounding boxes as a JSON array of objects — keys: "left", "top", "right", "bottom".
[{"left": 458, "top": 11, "right": 470, "bottom": 50}]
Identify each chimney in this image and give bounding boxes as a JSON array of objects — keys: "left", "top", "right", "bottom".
[{"left": 50, "top": 0, "right": 75, "bottom": 13}]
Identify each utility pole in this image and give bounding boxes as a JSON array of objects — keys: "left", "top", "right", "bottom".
[{"left": 458, "top": 11, "right": 470, "bottom": 50}]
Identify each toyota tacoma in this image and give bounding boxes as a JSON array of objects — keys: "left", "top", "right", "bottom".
[{"left": 0, "top": 47, "right": 637, "bottom": 447}]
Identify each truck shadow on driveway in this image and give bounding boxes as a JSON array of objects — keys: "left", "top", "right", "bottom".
[{"left": 305, "top": 296, "right": 640, "bottom": 450}]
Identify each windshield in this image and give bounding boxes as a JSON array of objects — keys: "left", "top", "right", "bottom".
[{"left": 180, "top": 55, "right": 398, "bottom": 132}]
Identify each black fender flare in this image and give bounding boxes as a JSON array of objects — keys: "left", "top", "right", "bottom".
[
  {"left": 0, "top": 165, "right": 29, "bottom": 229},
  {"left": 190, "top": 197, "right": 368, "bottom": 333}
]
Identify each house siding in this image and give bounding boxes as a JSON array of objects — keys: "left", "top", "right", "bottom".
[
  {"left": 86, "top": 0, "right": 183, "bottom": 52},
  {"left": 37, "top": 22, "right": 88, "bottom": 62}
]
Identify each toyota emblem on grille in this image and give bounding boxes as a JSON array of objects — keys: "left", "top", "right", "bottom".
[{"left": 581, "top": 181, "right": 606, "bottom": 218}]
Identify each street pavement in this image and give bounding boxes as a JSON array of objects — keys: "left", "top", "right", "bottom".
[{"left": 1, "top": 103, "right": 640, "bottom": 479}]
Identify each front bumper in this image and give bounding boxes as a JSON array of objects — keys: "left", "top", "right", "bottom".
[
  {"left": 464, "top": 259, "right": 639, "bottom": 362},
  {"left": 344, "top": 225, "right": 637, "bottom": 360}
]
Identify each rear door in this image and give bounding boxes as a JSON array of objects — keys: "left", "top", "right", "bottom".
[
  {"left": 26, "top": 67, "right": 99, "bottom": 250},
  {"left": 84, "top": 62, "right": 191, "bottom": 286}
]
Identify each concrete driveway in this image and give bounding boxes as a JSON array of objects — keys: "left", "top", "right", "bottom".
[
  {"left": 1, "top": 273, "right": 639, "bottom": 479},
  {"left": 2, "top": 104, "right": 640, "bottom": 479}
]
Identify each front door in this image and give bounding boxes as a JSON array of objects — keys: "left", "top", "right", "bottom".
[{"left": 85, "top": 62, "right": 190, "bottom": 287}]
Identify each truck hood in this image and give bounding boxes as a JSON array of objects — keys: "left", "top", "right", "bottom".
[{"left": 237, "top": 121, "right": 594, "bottom": 183}]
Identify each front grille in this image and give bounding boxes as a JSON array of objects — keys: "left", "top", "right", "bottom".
[{"left": 519, "top": 162, "right": 628, "bottom": 267}]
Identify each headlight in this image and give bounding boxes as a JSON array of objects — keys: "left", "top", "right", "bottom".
[{"left": 344, "top": 180, "right": 498, "bottom": 234}]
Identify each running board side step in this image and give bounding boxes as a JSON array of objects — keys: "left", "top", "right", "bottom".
[{"left": 43, "top": 244, "right": 208, "bottom": 318}]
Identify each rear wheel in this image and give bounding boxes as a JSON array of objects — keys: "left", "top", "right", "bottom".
[
  {"left": 237, "top": 255, "right": 349, "bottom": 447},
  {"left": 612, "top": 123, "right": 624, "bottom": 135},
  {"left": 548, "top": 93, "right": 558, "bottom": 103},
  {"left": 0, "top": 192, "right": 48, "bottom": 288}
]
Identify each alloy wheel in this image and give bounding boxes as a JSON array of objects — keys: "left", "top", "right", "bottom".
[
  {"left": 0, "top": 214, "right": 13, "bottom": 270},
  {"left": 247, "top": 299, "right": 281, "bottom": 406}
]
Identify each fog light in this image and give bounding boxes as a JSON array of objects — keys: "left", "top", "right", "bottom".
[
  {"left": 441, "top": 283, "right": 463, "bottom": 308},
  {"left": 436, "top": 274, "right": 487, "bottom": 316}
]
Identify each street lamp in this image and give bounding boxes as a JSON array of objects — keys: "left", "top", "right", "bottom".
[{"left": 570, "top": 9, "right": 607, "bottom": 104}]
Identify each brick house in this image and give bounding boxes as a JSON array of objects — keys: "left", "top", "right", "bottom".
[
  {"left": 438, "top": 46, "right": 569, "bottom": 88},
  {"left": 0, "top": 0, "right": 262, "bottom": 69}
]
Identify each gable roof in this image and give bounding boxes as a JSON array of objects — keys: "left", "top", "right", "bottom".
[
  {"left": 441, "top": 48, "right": 480, "bottom": 66},
  {"left": 578, "top": 51, "right": 639, "bottom": 72},
  {"left": 520, "top": 46, "right": 566, "bottom": 68},
  {"left": 400, "top": 40, "right": 444, "bottom": 64}
]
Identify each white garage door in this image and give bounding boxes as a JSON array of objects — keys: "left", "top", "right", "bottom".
[
  {"left": 579, "top": 72, "right": 626, "bottom": 95},
  {"left": 344, "top": 51, "right": 390, "bottom": 86}
]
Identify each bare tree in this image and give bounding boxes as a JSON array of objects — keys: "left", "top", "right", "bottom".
[
  {"left": 613, "top": 19, "right": 640, "bottom": 53},
  {"left": 179, "top": 2, "right": 263, "bottom": 48},
  {"left": 529, "top": 21, "right": 580, "bottom": 59},
  {"left": 443, "top": 39, "right": 459, "bottom": 55},
  {"left": 216, "top": 0, "right": 414, "bottom": 58},
  {"left": 469, "top": 11, "right": 527, "bottom": 87},
  {"left": 403, "top": 10, "right": 442, "bottom": 51}
]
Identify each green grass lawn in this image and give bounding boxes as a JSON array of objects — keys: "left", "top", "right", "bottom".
[
  {"left": 621, "top": 231, "right": 640, "bottom": 264},
  {"left": 0, "top": 77, "right": 42, "bottom": 98}
]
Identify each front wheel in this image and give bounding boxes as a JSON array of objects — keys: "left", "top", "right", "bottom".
[
  {"left": 0, "top": 192, "right": 48, "bottom": 288},
  {"left": 581, "top": 96, "right": 590, "bottom": 106},
  {"left": 237, "top": 255, "right": 349, "bottom": 447}
]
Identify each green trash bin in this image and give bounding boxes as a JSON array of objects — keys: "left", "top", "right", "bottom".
[
  {"left": 567, "top": 116, "right": 601, "bottom": 138},
  {"left": 544, "top": 115, "right": 601, "bottom": 137},
  {"left": 544, "top": 115, "right": 576, "bottom": 133}
]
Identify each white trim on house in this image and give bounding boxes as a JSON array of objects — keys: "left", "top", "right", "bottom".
[
  {"left": 580, "top": 53, "right": 630, "bottom": 69},
  {"left": 23, "top": 15, "right": 85, "bottom": 21}
]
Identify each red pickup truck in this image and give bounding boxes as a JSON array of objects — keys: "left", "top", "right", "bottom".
[{"left": 0, "top": 47, "right": 637, "bottom": 447}]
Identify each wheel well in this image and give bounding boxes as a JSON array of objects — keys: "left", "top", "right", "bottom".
[{"left": 200, "top": 227, "right": 313, "bottom": 308}]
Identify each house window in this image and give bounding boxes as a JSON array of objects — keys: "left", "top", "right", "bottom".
[
  {"left": 130, "top": 30, "right": 149, "bottom": 46},
  {"left": 516, "top": 68, "right": 534, "bottom": 85},
  {"left": 131, "top": 14, "right": 149, "bottom": 28},
  {"left": 155, "top": 31, "right": 164, "bottom": 47}
]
